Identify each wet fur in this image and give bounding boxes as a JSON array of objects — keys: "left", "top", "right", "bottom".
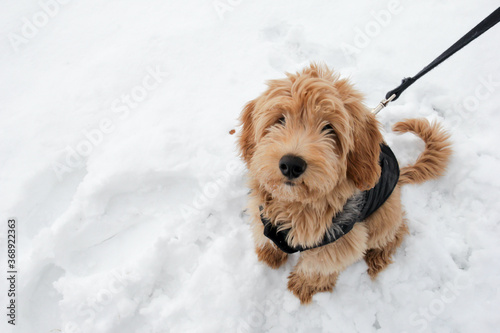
[{"left": 239, "top": 63, "right": 452, "bottom": 304}]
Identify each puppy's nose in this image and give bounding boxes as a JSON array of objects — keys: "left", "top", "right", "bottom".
[{"left": 279, "top": 155, "right": 307, "bottom": 179}]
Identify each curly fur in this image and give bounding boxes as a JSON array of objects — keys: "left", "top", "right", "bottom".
[{"left": 238, "top": 63, "right": 452, "bottom": 304}]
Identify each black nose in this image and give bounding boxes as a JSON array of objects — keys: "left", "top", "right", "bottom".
[{"left": 279, "top": 155, "right": 307, "bottom": 179}]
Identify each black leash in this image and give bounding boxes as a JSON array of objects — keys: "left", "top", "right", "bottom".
[{"left": 373, "top": 7, "right": 500, "bottom": 114}]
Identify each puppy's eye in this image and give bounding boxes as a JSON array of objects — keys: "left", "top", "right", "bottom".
[
  {"left": 322, "top": 124, "right": 334, "bottom": 134},
  {"left": 278, "top": 115, "right": 286, "bottom": 125}
]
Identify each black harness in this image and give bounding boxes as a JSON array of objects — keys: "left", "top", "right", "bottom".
[{"left": 260, "top": 143, "right": 400, "bottom": 254}]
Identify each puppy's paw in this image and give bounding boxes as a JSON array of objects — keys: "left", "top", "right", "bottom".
[
  {"left": 287, "top": 272, "right": 315, "bottom": 304},
  {"left": 287, "top": 271, "right": 339, "bottom": 305},
  {"left": 364, "top": 248, "right": 393, "bottom": 280},
  {"left": 256, "top": 243, "right": 288, "bottom": 269}
]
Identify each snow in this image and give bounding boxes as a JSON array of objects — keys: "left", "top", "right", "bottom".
[{"left": 1, "top": 0, "right": 500, "bottom": 332}]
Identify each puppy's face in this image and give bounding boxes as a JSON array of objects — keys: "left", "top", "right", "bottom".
[
  {"left": 239, "top": 64, "right": 383, "bottom": 203},
  {"left": 246, "top": 85, "right": 349, "bottom": 202}
]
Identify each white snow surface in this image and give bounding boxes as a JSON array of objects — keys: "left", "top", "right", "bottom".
[{"left": 1, "top": 1, "right": 500, "bottom": 332}]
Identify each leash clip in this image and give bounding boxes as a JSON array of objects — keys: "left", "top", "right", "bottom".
[{"left": 372, "top": 93, "right": 396, "bottom": 115}]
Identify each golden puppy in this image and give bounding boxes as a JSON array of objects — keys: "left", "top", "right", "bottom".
[{"left": 238, "top": 63, "right": 452, "bottom": 304}]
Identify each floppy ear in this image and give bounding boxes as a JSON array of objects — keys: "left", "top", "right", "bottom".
[
  {"left": 345, "top": 102, "right": 383, "bottom": 191},
  {"left": 238, "top": 100, "right": 257, "bottom": 165}
]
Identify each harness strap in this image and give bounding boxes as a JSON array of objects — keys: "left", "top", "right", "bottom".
[{"left": 260, "top": 195, "right": 362, "bottom": 254}]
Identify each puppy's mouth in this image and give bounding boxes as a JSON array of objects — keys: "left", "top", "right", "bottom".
[
  {"left": 268, "top": 178, "right": 312, "bottom": 202},
  {"left": 261, "top": 177, "right": 319, "bottom": 202}
]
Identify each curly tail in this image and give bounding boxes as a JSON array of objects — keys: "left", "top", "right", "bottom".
[{"left": 393, "top": 119, "right": 452, "bottom": 185}]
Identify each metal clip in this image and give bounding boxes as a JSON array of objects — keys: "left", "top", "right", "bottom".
[{"left": 372, "top": 93, "right": 396, "bottom": 115}]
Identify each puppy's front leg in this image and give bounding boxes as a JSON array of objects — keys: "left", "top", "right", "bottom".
[
  {"left": 256, "top": 242, "right": 288, "bottom": 269},
  {"left": 251, "top": 216, "right": 288, "bottom": 269},
  {"left": 288, "top": 224, "right": 368, "bottom": 304}
]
